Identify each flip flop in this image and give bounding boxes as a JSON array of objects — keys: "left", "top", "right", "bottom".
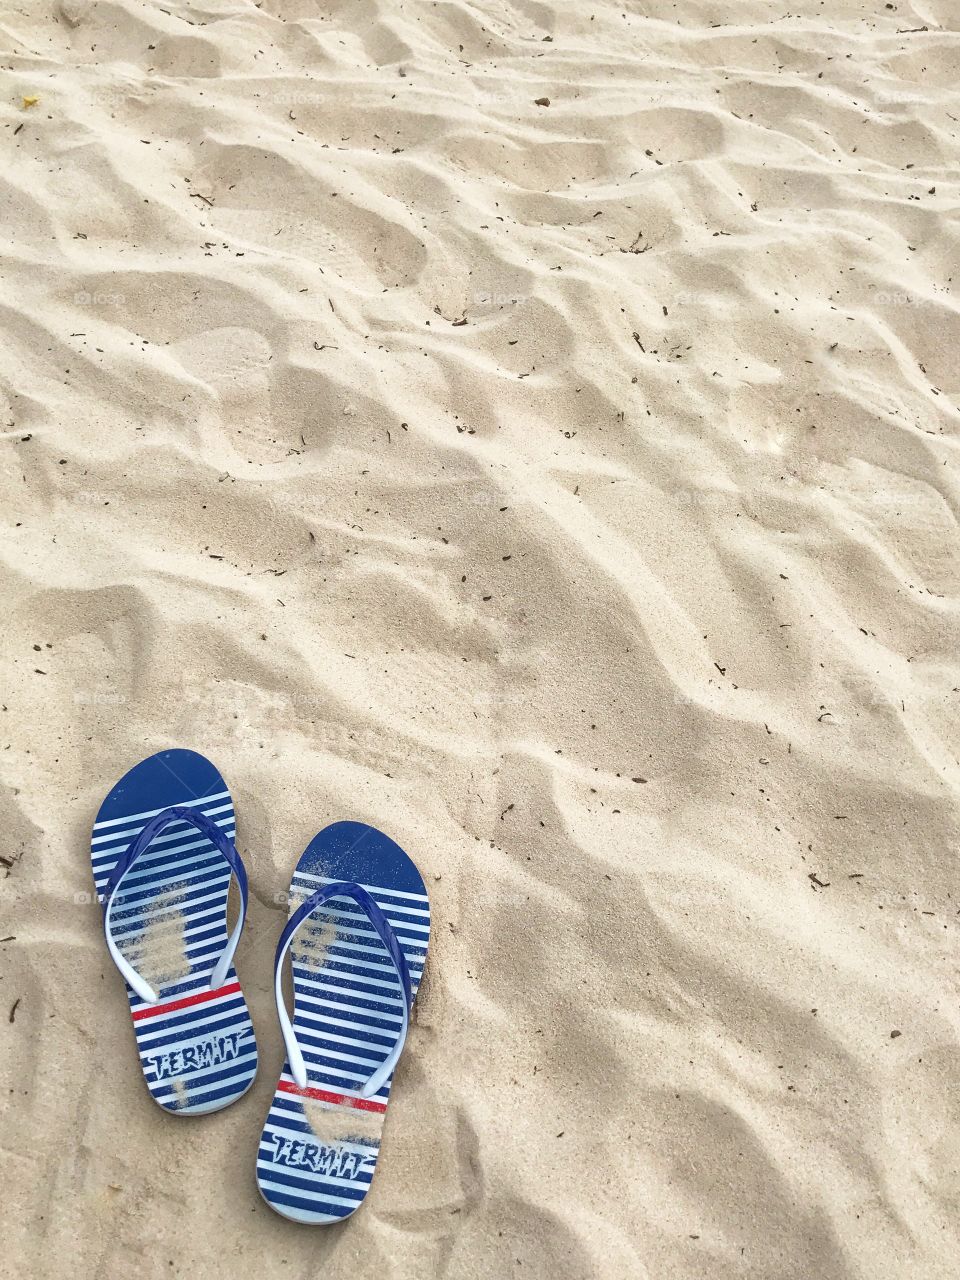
[
  {"left": 91, "top": 749, "right": 258, "bottom": 1115},
  {"left": 256, "top": 821, "right": 430, "bottom": 1224}
]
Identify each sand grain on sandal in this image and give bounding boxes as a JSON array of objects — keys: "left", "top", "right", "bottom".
[{"left": 127, "top": 886, "right": 192, "bottom": 989}]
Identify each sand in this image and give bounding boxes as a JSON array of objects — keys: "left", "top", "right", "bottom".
[
  {"left": 1, "top": 0, "right": 959, "bottom": 1275},
  {"left": 304, "top": 1098, "right": 384, "bottom": 1148},
  {"left": 127, "top": 885, "right": 192, "bottom": 991}
]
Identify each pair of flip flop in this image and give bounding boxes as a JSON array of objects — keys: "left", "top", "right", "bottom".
[{"left": 91, "top": 749, "right": 430, "bottom": 1225}]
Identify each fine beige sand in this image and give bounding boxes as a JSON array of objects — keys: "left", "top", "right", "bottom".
[{"left": 2, "top": 1, "right": 959, "bottom": 1276}]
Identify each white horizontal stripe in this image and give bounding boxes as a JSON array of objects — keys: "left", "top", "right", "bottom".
[
  {"left": 92, "top": 805, "right": 234, "bottom": 850},
  {"left": 129, "top": 982, "right": 241, "bottom": 1018},
  {"left": 109, "top": 878, "right": 230, "bottom": 929},
  {"left": 300, "top": 1040, "right": 384, "bottom": 1072},
  {"left": 287, "top": 1063, "right": 370, "bottom": 1092},
  {"left": 93, "top": 790, "right": 231, "bottom": 832},
  {"left": 256, "top": 1173, "right": 367, "bottom": 1211},
  {"left": 94, "top": 847, "right": 236, "bottom": 898},
  {"left": 94, "top": 847, "right": 230, "bottom": 891},
  {"left": 294, "top": 950, "right": 420, "bottom": 983},
  {"left": 295, "top": 967, "right": 408, "bottom": 996},
  {"left": 94, "top": 849, "right": 234, "bottom": 901},
  {"left": 297, "top": 918, "right": 429, "bottom": 952},
  {"left": 95, "top": 864, "right": 232, "bottom": 910},
  {"left": 310, "top": 873, "right": 428, "bottom": 906},
  {"left": 283, "top": 1057, "right": 379, "bottom": 1090},
  {"left": 294, "top": 870, "right": 429, "bottom": 912},
  {"left": 291, "top": 1007, "right": 402, "bottom": 1039},
  {"left": 291, "top": 1031, "right": 394, "bottom": 1070},
  {"left": 291, "top": 935, "right": 424, "bottom": 969},
  {"left": 108, "top": 865, "right": 231, "bottom": 908},
  {"left": 97, "top": 854, "right": 233, "bottom": 900},
  {"left": 135, "top": 1003, "right": 249, "bottom": 1047},
  {"left": 296, "top": 1023, "right": 388, "bottom": 1058},
  {"left": 294, "top": 980, "right": 406, "bottom": 1013},
  {"left": 300, "top": 949, "right": 422, "bottom": 982},
  {"left": 93, "top": 829, "right": 235, "bottom": 877},
  {"left": 154, "top": 1069, "right": 255, "bottom": 1109},
  {"left": 101, "top": 898, "right": 231, "bottom": 943},
  {"left": 326, "top": 937, "right": 426, "bottom": 967},
  {"left": 289, "top": 900, "right": 430, "bottom": 942},
  {"left": 290, "top": 907, "right": 430, "bottom": 946},
  {"left": 93, "top": 831, "right": 236, "bottom": 883},
  {"left": 292, "top": 990, "right": 404, "bottom": 1026},
  {"left": 177, "top": 934, "right": 227, "bottom": 958},
  {"left": 256, "top": 1156, "right": 374, "bottom": 1193}
]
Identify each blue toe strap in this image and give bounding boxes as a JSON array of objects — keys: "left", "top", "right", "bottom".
[
  {"left": 275, "top": 880, "right": 412, "bottom": 1097},
  {"left": 102, "top": 805, "right": 249, "bottom": 1004}
]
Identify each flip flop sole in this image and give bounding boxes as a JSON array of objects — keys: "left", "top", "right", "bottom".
[
  {"left": 92, "top": 749, "right": 258, "bottom": 1115},
  {"left": 256, "top": 821, "right": 430, "bottom": 1223}
]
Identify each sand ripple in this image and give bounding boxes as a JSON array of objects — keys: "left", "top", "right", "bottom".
[{"left": 1, "top": 1, "right": 958, "bottom": 1276}]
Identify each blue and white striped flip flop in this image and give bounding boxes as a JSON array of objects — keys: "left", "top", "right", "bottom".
[
  {"left": 91, "top": 749, "right": 258, "bottom": 1115},
  {"left": 256, "top": 821, "right": 430, "bottom": 1224}
]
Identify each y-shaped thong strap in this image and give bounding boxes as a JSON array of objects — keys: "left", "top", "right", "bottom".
[
  {"left": 102, "top": 805, "right": 249, "bottom": 1005},
  {"left": 275, "top": 880, "right": 412, "bottom": 1099}
]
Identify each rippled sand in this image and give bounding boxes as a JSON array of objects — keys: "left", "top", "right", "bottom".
[{"left": 2, "top": 1, "right": 958, "bottom": 1276}]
